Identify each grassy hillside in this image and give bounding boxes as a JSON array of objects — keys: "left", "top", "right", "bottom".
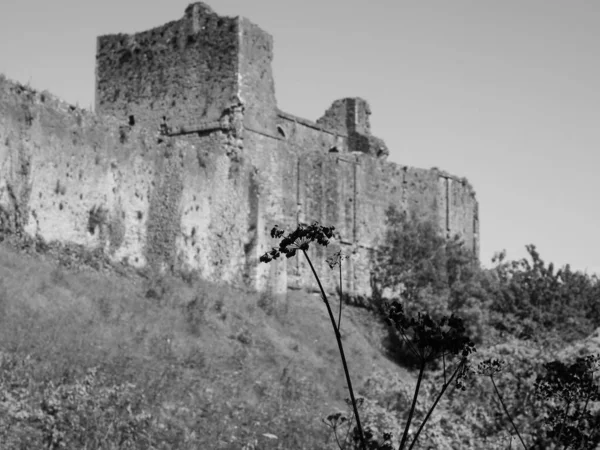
[
  {"left": 1, "top": 235, "right": 598, "bottom": 449},
  {"left": 0, "top": 243, "right": 413, "bottom": 449}
]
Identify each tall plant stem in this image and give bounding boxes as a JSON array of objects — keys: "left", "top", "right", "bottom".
[
  {"left": 399, "top": 361, "right": 425, "bottom": 449},
  {"left": 338, "top": 261, "right": 343, "bottom": 331},
  {"left": 302, "top": 250, "right": 367, "bottom": 450},
  {"left": 576, "top": 393, "right": 592, "bottom": 434},
  {"left": 490, "top": 375, "right": 528, "bottom": 450},
  {"left": 556, "top": 400, "right": 571, "bottom": 448},
  {"left": 408, "top": 360, "right": 463, "bottom": 450}
]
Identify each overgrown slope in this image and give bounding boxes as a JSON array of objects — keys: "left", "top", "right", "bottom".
[
  {"left": 0, "top": 243, "right": 411, "bottom": 449},
  {"left": 0, "top": 235, "right": 598, "bottom": 449}
]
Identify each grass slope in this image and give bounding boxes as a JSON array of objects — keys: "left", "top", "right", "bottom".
[
  {"left": 2, "top": 243, "right": 597, "bottom": 449},
  {"left": 0, "top": 244, "right": 410, "bottom": 449}
]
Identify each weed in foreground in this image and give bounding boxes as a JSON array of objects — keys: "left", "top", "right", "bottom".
[
  {"left": 260, "top": 222, "right": 476, "bottom": 450},
  {"left": 261, "top": 223, "right": 367, "bottom": 447}
]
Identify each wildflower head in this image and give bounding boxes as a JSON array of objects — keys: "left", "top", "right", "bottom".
[
  {"left": 260, "top": 222, "right": 335, "bottom": 263},
  {"left": 534, "top": 354, "right": 600, "bottom": 403},
  {"left": 386, "top": 300, "right": 476, "bottom": 361},
  {"left": 326, "top": 250, "right": 349, "bottom": 269},
  {"left": 476, "top": 358, "right": 506, "bottom": 377}
]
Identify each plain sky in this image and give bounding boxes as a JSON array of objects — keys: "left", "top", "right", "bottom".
[{"left": 1, "top": 0, "right": 598, "bottom": 274}]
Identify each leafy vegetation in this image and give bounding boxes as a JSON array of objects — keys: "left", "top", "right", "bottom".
[
  {"left": 533, "top": 355, "right": 600, "bottom": 448},
  {"left": 0, "top": 205, "right": 599, "bottom": 449},
  {"left": 488, "top": 245, "right": 600, "bottom": 342},
  {"left": 372, "top": 208, "right": 491, "bottom": 344},
  {"left": 260, "top": 208, "right": 599, "bottom": 449},
  {"left": 372, "top": 207, "right": 600, "bottom": 449}
]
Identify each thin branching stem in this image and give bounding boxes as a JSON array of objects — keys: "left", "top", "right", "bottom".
[
  {"left": 556, "top": 400, "right": 571, "bottom": 449},
  {"left": 408, "top": 359, "right": 464, "bottom": 450},
  {"left": 576, "top": 392, "right": 592, "bottom": 434},
  {"left": 398, "top": 331, "right": 420, "bottom": 359},
  {"left": 338, "top": 262, "right": 343, "bottom": 331},
  {"left": 424, "top": 348, "right": 436, "bottom": 363},
  {"left": 343, "top": 412, "right": 356, "bottom": 449},
  {"left": 399, "top": 360, "right": 426, "bottom": 449},
  {"left": 490, "top": 375, "right": 528, "bottom": 450},
  {"left": 302, "top": 250, "right": 367, "bottom": 450},
  {"left": 442, "top": 353, "right": 447, "bottom": 385},
  {"left": 332, "top": 424, "right": 343, "bottom": 450},
  {"left": 399, "top": 328, "right": 421, "bottom": 359}
]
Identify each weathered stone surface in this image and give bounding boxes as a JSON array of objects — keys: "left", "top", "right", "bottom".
[
  {"left": 0, "top": 76, "right": 250, "bottom": 284},
  {"left": 0, "top": 2, "right": 479, "bottom": 298},
  {"left": 96, "top": 3, "right": 239, "bottom": 134}
]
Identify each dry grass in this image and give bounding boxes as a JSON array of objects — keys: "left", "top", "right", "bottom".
[{"left": 0, "top": 244, "right": 407, "bottom": 449}]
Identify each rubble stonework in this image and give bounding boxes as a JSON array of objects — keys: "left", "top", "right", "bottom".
[{"left": 0, "top": 3, "right": 479, "bottom": 297}]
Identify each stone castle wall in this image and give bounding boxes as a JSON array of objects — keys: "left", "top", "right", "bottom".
[
  {"left": 0, "top": 3, "right": 478, "bottom": 298},
  {"left": 0, "top": 78, "right": 253, "bottom": 284}
]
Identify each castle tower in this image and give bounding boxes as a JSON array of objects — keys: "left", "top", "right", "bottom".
[{"left": 95, "top": 2, "right": 277, "bottom": 138}]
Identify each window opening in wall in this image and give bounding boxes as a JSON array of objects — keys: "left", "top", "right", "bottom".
[
  {"left": 128, "top": 115, "right": 135, "bottom": 126},
  {"left": 329, "top": 146, "right": 339, "bottom": 153},
  {"left": 277, "top": 125, "right": 286, "bottom": 139}
]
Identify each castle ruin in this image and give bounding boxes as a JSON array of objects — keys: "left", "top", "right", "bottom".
[{"left": 0, "top": 3, "right": 479, "bottom": 296}]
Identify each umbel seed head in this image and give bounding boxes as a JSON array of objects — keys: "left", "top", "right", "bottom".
[{"left": 260, "top": 222, "right": 335, "bottom": 263}]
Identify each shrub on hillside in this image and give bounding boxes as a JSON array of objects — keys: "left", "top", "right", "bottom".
[
  {"left": 488, "top": 246, "right": 600, "bottom": 341},
  {"left": 372, "top": 207, "right": 489, "bottom": 343}
]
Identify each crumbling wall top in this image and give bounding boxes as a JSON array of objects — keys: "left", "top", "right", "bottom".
[
  {"left": 316, "top": 98, "right": 388, "bottom": 159},
  {"left": 184, "top": 2, "right": 216, "bottom": 19},
  {"left": 316, "top": 97, "right": 371, "bottom": 135}
]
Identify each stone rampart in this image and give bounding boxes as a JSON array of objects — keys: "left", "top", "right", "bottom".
[{"left": 0, "top": 77, "right": 253, "bottom": 284}]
